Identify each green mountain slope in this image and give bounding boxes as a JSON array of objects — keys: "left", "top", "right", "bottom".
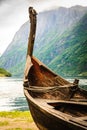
[
  {"left": 0, "top": 22, "right": 28, "bottom": 76},
  {"left": 0, "top": 6, "right": 87, "bottom": 77},
  {"left": 47, "top": 14, "right": 87, "bottom": 77}
]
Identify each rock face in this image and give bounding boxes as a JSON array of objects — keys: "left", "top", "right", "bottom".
[{"left": 0, "top": 6, "right": 87, "bottom": 77}]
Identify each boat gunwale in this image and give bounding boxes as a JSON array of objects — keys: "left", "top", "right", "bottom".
[
  {"left": 23, "top": 7, "right": 87, "bottom": 130},
  {"left": 24, "top": 88, "right": 87, "bottom": 129}
]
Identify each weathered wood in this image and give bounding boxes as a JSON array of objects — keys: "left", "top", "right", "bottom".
[
  {"left": 24, "top": 84, "right": 77, "bottom": 93},
  {"left": 73, "top": 79, "right": 79, "bottom": 85},
  {"left": 24, "top": 7, "right": 37, "bottom": 82},
  {"left": 69, "top": 118, "right": 87, "bottom": 127},
  {"left": 24, "top": 7, "right": 87, "bottom": 130},
  {"left": 27, "top": 7, "right": 37, "bottom": 56},
  {"left": 24, "top": 55, "right": 33, "bottom": 81}
]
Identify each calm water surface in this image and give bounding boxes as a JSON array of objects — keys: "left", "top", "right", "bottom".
[{"left": 0, "top": 77, "right": 87, "bottom": 111}]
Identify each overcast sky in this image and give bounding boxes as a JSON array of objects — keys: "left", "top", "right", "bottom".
[{"left": 0, "top": 0, "right": 87, "bottom": 54}]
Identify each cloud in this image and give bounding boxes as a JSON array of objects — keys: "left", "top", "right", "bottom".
[
  {"left": 0, "top": 0, "right": 7, "bottom": 4},
  {"left": 0, "top": 0, "right": 46, "bottom": 28}
]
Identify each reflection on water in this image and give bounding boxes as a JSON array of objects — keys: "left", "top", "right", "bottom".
[
  {"left": 0, "top": 78, "right": 28, "bottom": 111},
  {"left": 0, "top": 77, "right": 87, "bottom": 111}
]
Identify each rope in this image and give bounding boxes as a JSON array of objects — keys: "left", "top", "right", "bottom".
[{"left": 24, "top": 84, "right": 77, "bottom": 94}]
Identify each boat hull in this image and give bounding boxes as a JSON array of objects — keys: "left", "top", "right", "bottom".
[
  {"left": 24, "top": 89, "right": 86, "bottom": 130},
  {"left": 23, "top": 7, "right": 87, "bottom": 130}
]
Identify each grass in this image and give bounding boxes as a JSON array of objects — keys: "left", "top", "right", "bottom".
[
  {"left": 0, "top": 68, "right": 12, "bottom": 77},
  {"left": 7, "top": 128, "right": 22, "bottom": 130},
  {"left": 0, "top": 121, "right": 9, "bottom": 126},
  {"left": 0, "top": 111, "right": 38, "bottom": 130},
  {"left": 5, "top": 128, "right": 32, "bottom": 130},
  {"left": 0, "top": 111, "right": 33, "bottom": 123}
]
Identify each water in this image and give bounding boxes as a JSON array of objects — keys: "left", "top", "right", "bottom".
[
  {"left": 0, "top": 77, "right": 28, "bottom": 111},
  {"left": 0, "top": 77, "right": 87, "bottom": 111}
]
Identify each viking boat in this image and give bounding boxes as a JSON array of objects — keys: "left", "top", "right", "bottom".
[{"left": 23, "top": 7, "right": 87, "bottom": 130}]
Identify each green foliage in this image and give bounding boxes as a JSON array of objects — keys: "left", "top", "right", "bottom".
[
  {"left": 0, "top": 9, "right": 87, "bottom": 77},
  {"left": 0, "top": 68, "right": 12, "bottom": 77},
  {"left": 36, "top": 13, "right": 87, "bottom": 77}
]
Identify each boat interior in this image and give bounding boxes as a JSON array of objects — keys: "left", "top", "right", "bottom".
[
  {"left": 24, "top": 57, "right": 87, "bottom": 125},
  {"left": 24, "top": 7, "right": 87, "bottom": 129}
]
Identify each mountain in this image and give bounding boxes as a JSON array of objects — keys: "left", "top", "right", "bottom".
[
  {"left": 0, "top": 23, "right": 29, "bottom": 76},
  {"left": 0, "top": 6, "right": 87, "bottom": 77},
  {"left": 48, "top": 13, "right": 87, "bottom": 77}
]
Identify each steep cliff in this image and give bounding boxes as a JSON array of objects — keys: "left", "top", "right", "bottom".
[{"left": 0, "top": 6, "right": 87, "bottom": 77}]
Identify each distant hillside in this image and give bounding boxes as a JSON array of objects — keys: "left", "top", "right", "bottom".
[
  {"left": 0, "top": 68, "right": 12, "bottom": 77},
  {"left": 48, "top": 13, "right": 87, "bottom": 77},
  {"left": 0, "top": 6, "right": 87, "bottom": 77}
]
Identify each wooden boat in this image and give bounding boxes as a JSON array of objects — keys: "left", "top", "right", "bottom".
[{"left": 23, "top": 7, "right": 87, "bottom": 130}]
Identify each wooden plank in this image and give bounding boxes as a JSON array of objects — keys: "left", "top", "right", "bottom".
[
  {"left": 69, "top": 117, "right": 87, "bottom": 127},
  {"left": 24, "top": 55, "right": 33, "bottom": 78}
]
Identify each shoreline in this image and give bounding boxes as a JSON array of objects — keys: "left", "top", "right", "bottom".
[{"left": 0, "top": 111, "right": 38, "bottom": 130}]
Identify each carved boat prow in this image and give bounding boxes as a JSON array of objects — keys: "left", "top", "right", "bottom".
[{"left": 23, "top": 7, "right": 87, "bottom": 130}]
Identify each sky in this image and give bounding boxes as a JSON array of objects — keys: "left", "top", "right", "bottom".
[{"left": 0, "top": 0, "right": 87, "bottom": 54}]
